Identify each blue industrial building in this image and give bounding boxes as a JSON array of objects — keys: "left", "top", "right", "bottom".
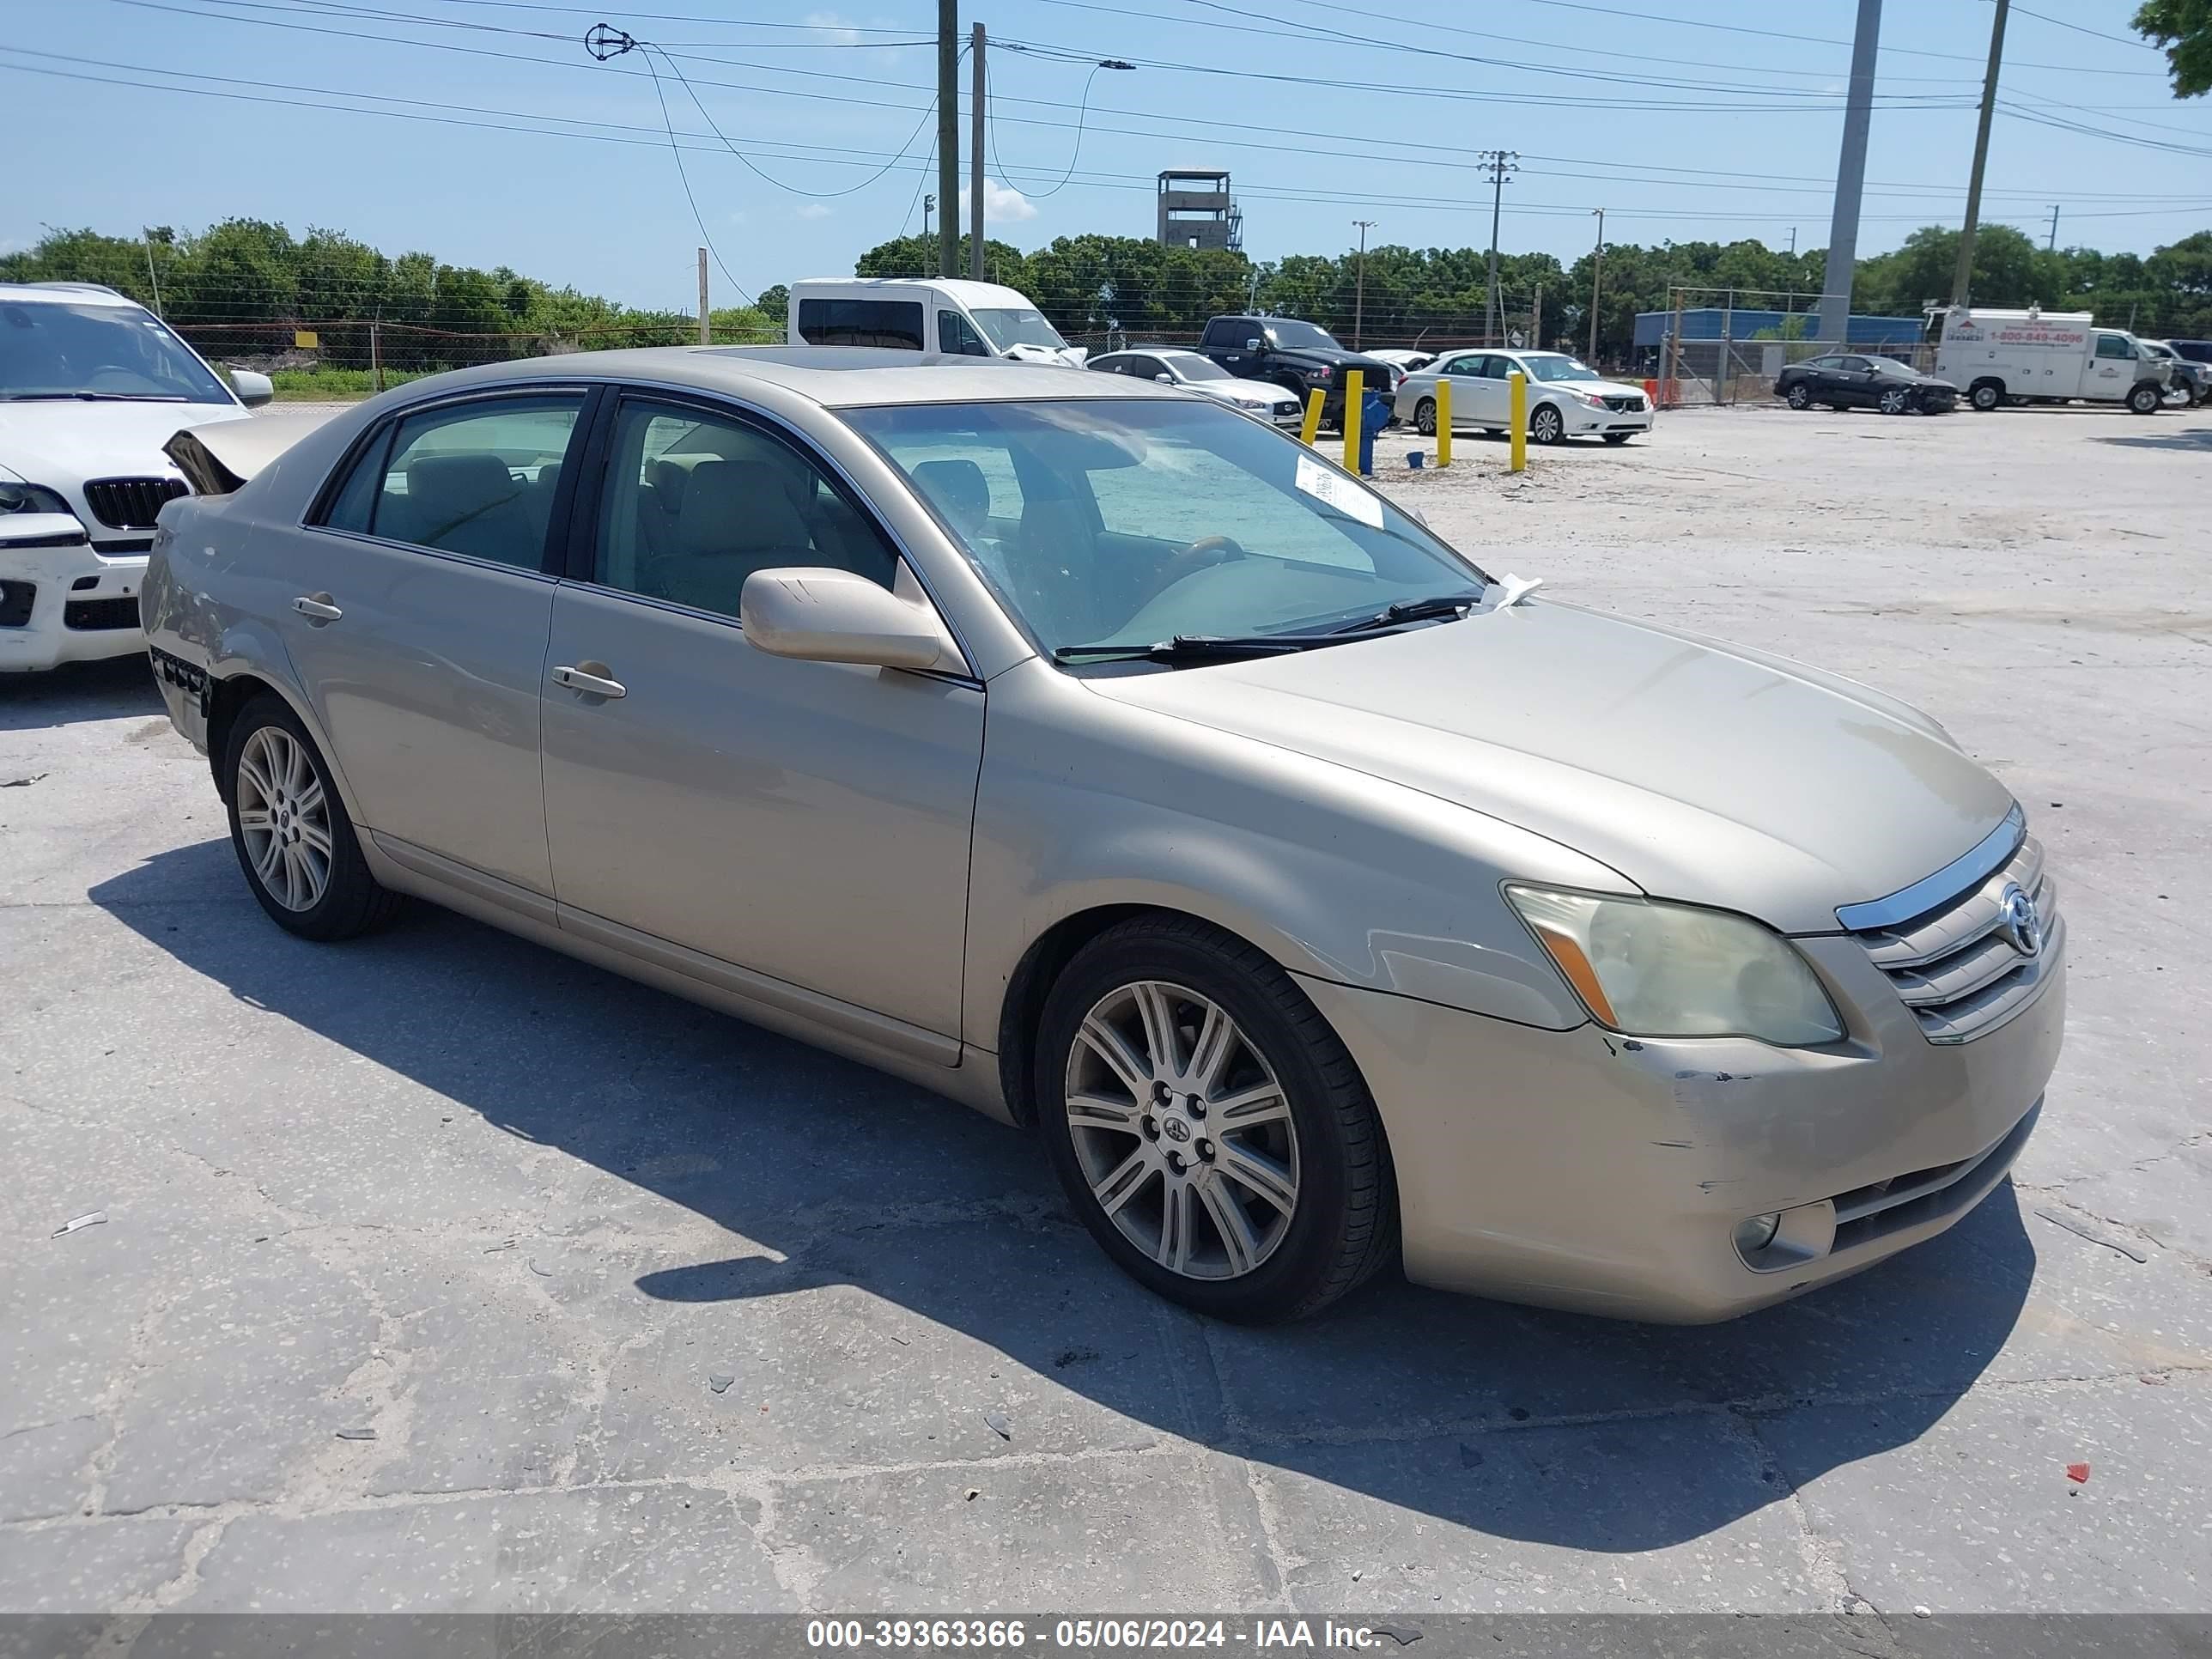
[{"left": 1632, "top": 307, "right": 1926, "bottom": 348}]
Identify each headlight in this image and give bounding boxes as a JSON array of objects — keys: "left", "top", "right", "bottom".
[
  {"left": 0, "top": 482, "right": 74, "bottom": 516},
  {"left": 1233, "top": 397, "right": 1267, "bottom": 410},
  {"left": 1569, "top": 390, "right": 1607, "bottom": 409},
  {"left": 1505, "top": 885, "right": 1844, "bottom": 1046},
  {"left": 1309, "top": 365, "right": 1334, "bottom": 381}
]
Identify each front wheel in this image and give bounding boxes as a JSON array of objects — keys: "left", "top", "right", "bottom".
[
  {"left": 1785, "top": 383, "right": 1812, "bottom": 410},
  {"left": 2127, "top": 382, "right": 2162, "bottom": 415},
  {"left": 1528, "top": 403, "right": 1565, "bottom": 445},
  {"left": 1878, "top": 387, "right": 1911, "bottom": 416},
  {"left": 1969, "top": 380, "right": 2004, "bottom": 411},
  {"left": 223, "top": 695, "right": 402, "bottom": 940},
  {"left": 1413, "top": 398, "right": 1437, "bottom": 436},
  {"left": 1036, "top": 916, "right": 1396, "bottom": 1323}
]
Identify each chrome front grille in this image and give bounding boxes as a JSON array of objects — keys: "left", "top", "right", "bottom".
[{"left": 1848, "top": 831, "right": 2063, "bottom": 1044}]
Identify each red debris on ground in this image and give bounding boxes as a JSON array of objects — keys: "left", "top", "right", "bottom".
[{"left": 2065, "top": 1462, "right": 2091, "bottom": 1484}]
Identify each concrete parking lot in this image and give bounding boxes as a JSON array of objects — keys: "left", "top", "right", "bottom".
[{"left": 3, "top": 401, "right": 2208, "bottom": 1618}]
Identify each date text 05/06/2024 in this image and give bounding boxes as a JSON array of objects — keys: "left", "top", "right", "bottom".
[{"left": 805, "top": 1620, "right": 1411, "bottom": 1650}]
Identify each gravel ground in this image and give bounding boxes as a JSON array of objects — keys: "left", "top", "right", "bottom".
[{"left": 2, "top": 398, "right": 2208, "bottom": 1621}]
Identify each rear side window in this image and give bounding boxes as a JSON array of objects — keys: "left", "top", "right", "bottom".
[
  {"left": 797, "top": 298, "right": 925, "bottom": 349},
  {"left": 320, "top": 395, "right": 583, "bottom": 570}
]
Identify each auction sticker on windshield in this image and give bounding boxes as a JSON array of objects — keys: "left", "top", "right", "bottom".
[{"left": 1293, "top": 453, "right": 1382, "bottom": 529}]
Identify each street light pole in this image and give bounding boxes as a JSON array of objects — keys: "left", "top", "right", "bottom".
[
  {"left": 936, "top": 0, "right": 959, "bottom": 279},
  {"left": 1352, "top": 219, "right": 1376, "bottom": 348},
  {"left": 1480, "top": 151, "right": 1518, "bottom": 345},
  {"left": 1587, "top": 208, "right": 1604, "bottom": 366}
]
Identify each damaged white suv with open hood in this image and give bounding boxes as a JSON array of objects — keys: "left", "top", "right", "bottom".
[{"left": 1, "top": 282, "right": 270, "bottom": 672}]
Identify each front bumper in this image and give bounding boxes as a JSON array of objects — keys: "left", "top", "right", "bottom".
[
  {"left": 1297, "top": 929, "right": 2064, "bottom": 1322},
  {"left": 1561, "top": 399, "right": 1655, "bottom": 435},
  {"left": 0, "top": 538, "right": 148, "bottom": 672}
]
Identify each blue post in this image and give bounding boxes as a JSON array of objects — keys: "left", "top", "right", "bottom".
[{"left": 1355, "top": 393, "right": 1389, "bottom": 476}]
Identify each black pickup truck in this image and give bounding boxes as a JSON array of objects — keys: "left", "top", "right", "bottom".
[{"left": 1193, "top": 315, "right": 1399, "bottom": 428}]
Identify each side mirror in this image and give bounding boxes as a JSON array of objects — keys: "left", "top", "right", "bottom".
[
  {"left": 228, "top": 368, "right": 274, "bottom": 408},
  {"left": 1243, "top": 337, "right": 1264, "bottom": 353},
  {"left": 1153, "top": 373, "right": 1174, "bottom": 384},
  {"left": 0, "top": 512, "right": 89, "bottom": 550},
  {"left": 741, "top": 567, "right": 951, "bottom": 672}
]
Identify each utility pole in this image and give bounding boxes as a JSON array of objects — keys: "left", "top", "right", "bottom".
[
  {"left": 1532, "top": 283, "right": 1542, "bottom": 349},
  {"left": 1817, "top": 0, "right": 1881, "bottom": 346},
  {"left": 969, "top": 22, "right": 986, "bottom": 281},
  {"left": 1352, "top": 219, "right": 1376, "bottom": 348},
  {"left": 2046, "top": 204, "right": 2061, "bottom": 252},
  {"left": 937, "top": 0, "right": 959, "bottom": 279},
  {"left": 921, "top": 194, "right": 934, "bottom": 240},
  {"left": 696, "top": 247, "right": 710, "bottom": 346},
  {"left": 1588, "top": 207, "right": 1604, "bottom": 365},
  {"left": 1952, "top": 0, "right": 2009, "bottom": 307},
  {"left": 141, "top": 229, "right": 164, "bottom": 319},
  {"left": 1788, "top": 226, "right": 1797, "bottom": 256},
  {"left": 1480, "top": 151, "right": 1518, "bottom": 345}
]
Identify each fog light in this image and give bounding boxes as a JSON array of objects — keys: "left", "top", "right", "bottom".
[{"left": 1733, "top": 1212, "right": 1782, "bottom": 1258}]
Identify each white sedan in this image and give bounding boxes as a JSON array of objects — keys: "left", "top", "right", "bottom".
[
  {"left": 1395, "top": 349, "right": 1653, "bottom": 446},
  {"left": 1087, "top": 349, "right": 1305, "bottom": 428}
]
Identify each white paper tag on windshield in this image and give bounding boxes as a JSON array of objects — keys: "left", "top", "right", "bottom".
[{"left": 1294, "top": 454, "right": 1384, "bottom": 529}]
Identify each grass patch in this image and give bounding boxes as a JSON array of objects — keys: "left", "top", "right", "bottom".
[{"left": 268, "top": 367, "right": 439, "bottom": 401}]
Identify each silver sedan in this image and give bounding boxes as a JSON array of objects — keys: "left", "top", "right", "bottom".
[{"left": 145, "top": 348, "right": 2063, "bottom": 1323}]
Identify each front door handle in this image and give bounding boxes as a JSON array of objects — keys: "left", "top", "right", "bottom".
[
  {"left": 292, "top": 592, "right": 343, "bottom": 623},
  {"left": 551, "top": 662, "right": 626, "bottom": 700}
]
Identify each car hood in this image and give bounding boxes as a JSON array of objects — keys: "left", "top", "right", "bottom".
[
  {"left": 0, "top": 400, "right": 251, "bottom": 489},
  {"left": 1200, "top": 378, "right": 1301, "bottom": 404},
  {"left": 1085, "top": 599, "right": 2013, "bottom": 933}
]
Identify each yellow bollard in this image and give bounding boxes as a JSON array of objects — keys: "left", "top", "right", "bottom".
[
  {"left": 1340, "top": 369, "right": 1364, "bottom": 473},
  {"left": 1434, "top": 378, "right": 1452, "bottom": 469},
  {"left": 1508, "top": 370, "right": 1528, "bottom": 474},
  {"left": 1301, "top": 386, "right": 1325, "bottom": 446}
]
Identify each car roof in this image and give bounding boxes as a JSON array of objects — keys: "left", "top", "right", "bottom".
[
  {"left": 386, "top": 346, "right": 1172, "bottom": 409},
  {"left": 0, "top": 282, "right": 145, "bottom": 309},
  {"left": 791, "top": 276, "right": 1039, "bottom": 308}
]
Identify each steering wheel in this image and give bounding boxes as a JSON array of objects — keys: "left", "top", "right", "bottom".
[{"left": 1143, "top": 533, "right": 1248, "bottom": 605}]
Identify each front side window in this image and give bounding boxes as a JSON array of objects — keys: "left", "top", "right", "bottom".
[
  {"left": 847, "top": 398, "right": 1486, "bottom": 662},
  {"left": 1, "top": 301, "right": 233, "bottom": 404},
  {"left": 796, "top": 298, "right": 925, "bottom": 349},
  {"left": 322, "top": 395, "right": 582, "bottom": 569},
  {"left": 2094, "top": 333, "right": 2133, "bottom": 360},
  {"left": 1200, "top": 319, "right": 1249, "bottom": 349},
  {"left": 938, "top": 309, "right": 992, "bottom": 356},
  {"left": 970, "top": 307, "right": 1071, "bottom": 353},
  {"left": 591, "top": 400, "right": 896, "bottom": 620}
]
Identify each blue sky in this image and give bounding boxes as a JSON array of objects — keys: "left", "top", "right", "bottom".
[{"left": 4, "top": 0, "right": 2209, "bottom": 311}]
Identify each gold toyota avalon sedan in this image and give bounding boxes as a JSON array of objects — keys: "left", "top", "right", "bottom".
[{"left": 139, "top": 348, "right": 2064, "bottom": 1324}]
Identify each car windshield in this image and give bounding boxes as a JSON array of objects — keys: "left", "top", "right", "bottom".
[
  {"left": 970, "top": 307, "right": 1070, "bottom": 352},
  {"left": 845, "top": 398, "right": 1489, "bottom": 662},
  {"left": 0, "top": 301, "right": 234, "bottom": 403},
  {"left": 1264, "top": 319, "right": 1340, "bottom": 350},
  {"left": 1165, "top": 355, "right": 1231, "bottom": 381},
  {"left": 1518, "top": 354, "right": 1602, "bottom": 383}
]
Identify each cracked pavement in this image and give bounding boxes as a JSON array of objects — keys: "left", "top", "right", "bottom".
[{"left": 2, "top": 404, "right": 2208, "bottom": 1617}]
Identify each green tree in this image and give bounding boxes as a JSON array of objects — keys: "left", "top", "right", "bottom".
[{"left": 2135, "top": 0, "right": 2212, "bottom": 96}]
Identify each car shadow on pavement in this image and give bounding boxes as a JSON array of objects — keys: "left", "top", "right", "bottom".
[
  {"left": 2091, "top": 428, "right": 2212, "bottom": 452},
  {"left": 0, "top": 653, "right": 164, "bottom": 732},
  {"left": 90, "top": 840, "right": 2037, "bottom": 1556}
]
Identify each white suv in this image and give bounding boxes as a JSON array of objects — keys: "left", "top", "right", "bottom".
[{"left": 1, "top": 282, "right": 270, "bottom": 672}]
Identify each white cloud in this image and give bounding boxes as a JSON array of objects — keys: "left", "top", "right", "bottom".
[
  {"left": 958, "top": 177, "right": 1038, "bottom": 225},
  {"left": 729, "top": 210, "right": 749, "bottom": 226},
  {"left": 795, "top": 203, "right": 834, "bottom": 221},
  {"left": 802, "top": 11, "right": 864, "bottom": 46}
]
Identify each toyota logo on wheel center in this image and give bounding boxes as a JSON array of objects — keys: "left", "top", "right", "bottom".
[{"left": 1162, "top": 1117, "right": 1192, "bottom": 1143}]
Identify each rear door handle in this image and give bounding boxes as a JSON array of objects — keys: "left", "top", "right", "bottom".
[
  {"left": 292, "top": 593, "right": 343, "bottom": 623},
  {"left": 551, "top": 662, "right": 626, "bottom": 700}
]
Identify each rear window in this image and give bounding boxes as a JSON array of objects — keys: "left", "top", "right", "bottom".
[{"left": 796, "top": 298, "right": 925, "bottom": 350}]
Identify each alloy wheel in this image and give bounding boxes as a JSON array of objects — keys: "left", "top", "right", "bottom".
[
  {"left": 1416, "top": 399, "right": 1437, "bottom": 435},
  {"left": 1063, "top": 980, "right": 1300, "bottom": 1280},
  {"left": 1532, "top": 405, "right": 1563, "bottom": 443},
  {"left": 235, "top": 726, "right": 333, "bottom": 912}
]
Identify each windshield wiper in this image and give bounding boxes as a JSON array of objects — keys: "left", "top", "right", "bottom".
[
  {"left": 0, "top": 391, "right": 188, "bottom": 402},
  {"left": 1054, "top": 633, "right": 1344, "bottom": 665},
  {"left": 1326, "top": 592, "right": 1486, "bottom": 634}
]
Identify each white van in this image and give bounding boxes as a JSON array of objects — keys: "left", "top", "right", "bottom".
[
  {"left": 787, "top": 277, "right": 1085, "bottom": 367},
  {"left": 1934, "top": 305, "right": 2170, "bottom": 413}
]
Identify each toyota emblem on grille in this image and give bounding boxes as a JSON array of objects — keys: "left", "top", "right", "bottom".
[{"left": 1996, "top": 882, "right": 2043, "bottom": 958}]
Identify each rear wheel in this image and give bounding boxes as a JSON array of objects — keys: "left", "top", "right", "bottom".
[
  {"left": 223, "top": 695, "right": 401, "bottom": 941},
  {"left": 1969, "top": 380, "right": 2004, "bottom": 411},
  {"left": 1528, "top": 403, "right": 1565, "bottom": 445},
  {"left": 1413, "top": 398, "right": 1437, "bottom": 436},
  {"left": 2127, "top": 382, "right": 2162, "bottom": 415},
  {"left": 1784, "top": 382, "right": 1813, "bottom": 410},
  {"left": 1036, "top": 916, "right": 1397, "bottom": 1323}
]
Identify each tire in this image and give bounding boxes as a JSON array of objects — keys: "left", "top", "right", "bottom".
[
  {"left": 1413, "top": 398, "right": 1437, "bottom": 436},
  {"left": 2127, "top": 382, "right": 2161, "bottom": 415},
  {"left": 1878, "top": 387, "right": 1910, "bottom": 416},
  {"left": 1035, "top": 915, "right": 1397, "bottom": 1323},
  {"left": 1784, "top": 383, "right": 1812, "bottom": 410},
  {"left": 1969, "top": 380, "right": 2004, "bottom": 412},
  {"left": 1601, "top": 432, "right": 1633, "bottom": 445},
  {"left": 1528, "top": 403, "right": 1565, "bottom": 445},
  {"left": 222, "top": 694, "right": 402, "bottom": 941}
]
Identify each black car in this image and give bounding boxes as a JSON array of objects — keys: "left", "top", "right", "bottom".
[
  {"left": 1776, "top": 353, "right": 1958, "bottom": 415},
  {"left": 1194, "top": 314, "right": 1400, "bottom": 428}
]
